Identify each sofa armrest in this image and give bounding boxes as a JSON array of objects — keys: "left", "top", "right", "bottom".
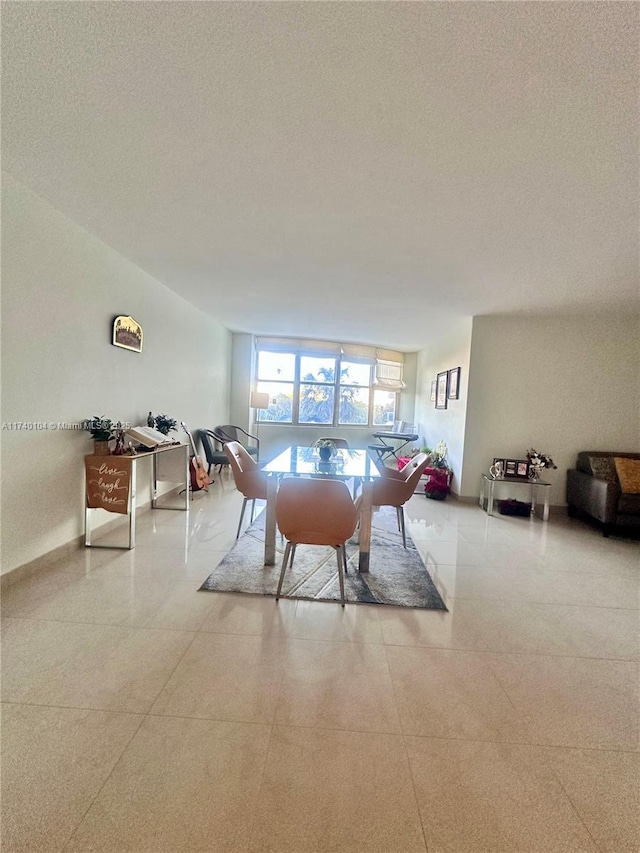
[{"left": 566, "top": 469, "right": 619, "bottom": 524}]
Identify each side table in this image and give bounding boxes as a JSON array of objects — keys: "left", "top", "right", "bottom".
[
  {"left": 479, "top": 473, "right": 551, "bottom": 521},
  {"left": 84, "top": 443, "right": 190, "bottom": 549}
]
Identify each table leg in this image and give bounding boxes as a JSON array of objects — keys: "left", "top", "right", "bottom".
[
  {"left": 128, "top": 476, "right": 136, "bottom": 549},
  {"left": 487, "top": 480, "right": 495, "bottom": 517},
  {"left": 358, "top": 480, "right": 373, "bottom": 573},
  {"left": 264, "top": 475, "right": 278, "bottom": 566},
  {"left": 541, "top": 487, "right": 550, "bottom": 522}
]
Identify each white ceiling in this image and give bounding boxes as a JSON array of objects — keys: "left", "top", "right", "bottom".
[{"left": 2, "top": 2, "right": 638, "bottom": 351}]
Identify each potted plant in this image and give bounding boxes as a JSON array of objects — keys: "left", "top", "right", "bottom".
[
  {"left": 424, "top": 440, "right": 452, "bottom": 500},
  {"left": 153, "top": 414, "right": 177, "bottom": 436},
  {"left": 314, "top": 438, "right": 338, "bottom": 461},
  {"left": 86, "top": 416, "right": 115, "bottom": 455}
]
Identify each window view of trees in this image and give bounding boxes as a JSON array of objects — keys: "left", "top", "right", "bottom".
[{"left": 255, "top": 350, "right": 397, "bottom": 427}]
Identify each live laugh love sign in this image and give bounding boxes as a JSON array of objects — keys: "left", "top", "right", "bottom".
[{"left": 84, "top": 456, "right": 132, "bottom": 514}]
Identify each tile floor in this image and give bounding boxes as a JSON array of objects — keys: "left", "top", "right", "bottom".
[{"left": 1, "top": 475, "right": 638, "bottom": 852}]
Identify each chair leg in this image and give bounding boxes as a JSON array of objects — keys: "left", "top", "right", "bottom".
[
  {"left": 397, "top": 507, "right": 406, "bottom": 548},
  {"left": 236, "top": 498, "right": 249, "bottom": 539},
  {"left": 250, "top": 498, "right": 256, "bottom": 524},
  {"left": 289, "top": 543, "right": 297, "bottom": 568},
  {"left": 276, "top": 542, "right": 292, "bottom": 601},
  {"left": 335, "top": 546, "right": 345, "bottom": 607}
]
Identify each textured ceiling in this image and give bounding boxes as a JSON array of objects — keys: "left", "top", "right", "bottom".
[{"left": 2, "top": 2, "right": 638, "bottom": 351}]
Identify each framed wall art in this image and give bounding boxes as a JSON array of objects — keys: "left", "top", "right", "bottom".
[
  {"left": 112, "top": 315, "right": 143, "bottom": 353},
  {"left": 435, "top": 371, "right": 448, "bottom": 409},
  {"left": 430, "top": 380, "right": 436, "bottom": 402},
  {"left": 448, "top": 366, "right": 460, "bottom": 399}
]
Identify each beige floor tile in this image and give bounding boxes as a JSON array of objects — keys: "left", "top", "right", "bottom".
[
  {"left": 248, "top": 726, "right": 427, "bottom": 852},
  {"left": 520, "top": 602, "right": 639, "bottom": 659},
  {"left": 1, "top": 703, "right": 142, "bottom": 853},
  {"left": 386, "top": 645, "right": 529, "bottom": 742},
  {"left": 0, "top": 569, "right": 83, "bottom": 618},
  {"left": 2, "top": 487, "right": 638, "bottom": 852},
  {"left": 150, "top": 632, "right": 287, "bottom": 723},
  {"left": 79, "top": 545, "right": 232, "bottom": 582},
  {"left": 378, "top": 597, "right": 639, "bottom": 659},
  {"left": 378, "top": 598, "right": 535, "bottom": 652},
  {"left": 433, "top": 563, "right": 639, "bottom": 609},
  {"left": 405, "top": 736, "right": 600, "bottom": 852},
  {"left": 199, "top": 591, "right": 299, "bottom": 636},
  {"left": 417, "top": 539, "right": 488, "bottom": 567},
  {"left": 1, "top": 617, "right": 194, "bottom": 713},
  {"left": 544, "top": 747, "right": 640, "bottom": 853},
  {"left": 291, "top": 599, "right": 383, "bottom": 643},
  {"left": 274, "top": 638, "right": 401, "bottom": 733},
  {"left": 65, "top": 716, "right": 271, "bottom": 853},
  {"left": 22, "top": 574, "right": 215, "bottom": 631},
  {"left": 489, "top": 652, "right": 640, "bottom": 750}
]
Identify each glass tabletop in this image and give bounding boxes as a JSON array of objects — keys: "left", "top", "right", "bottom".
[{"left": 262, "top": 446, "right": 381, "bottom": 480}]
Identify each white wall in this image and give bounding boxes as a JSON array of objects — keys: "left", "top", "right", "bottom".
[
  {"left": 461, "top": 314, "right": 640, "bottom": 505},
  {"left": 413, "top": 319, "right": 473, "bottom": 494},
  {"left": 1, "top": 175, "right": 232, "bottom": 574}
]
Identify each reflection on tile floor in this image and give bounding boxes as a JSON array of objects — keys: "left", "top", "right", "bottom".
[{"left": 2, "top": 478, "right": 638, "bottom": 852}]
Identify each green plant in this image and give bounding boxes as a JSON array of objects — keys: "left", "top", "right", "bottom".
[
  {"left": 154, "top": 414, "right": 177, "bottom": 436},
  {"left": 85, "top": 416, "right": 115, "bottom": 442}
]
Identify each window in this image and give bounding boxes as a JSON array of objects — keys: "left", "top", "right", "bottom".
[{"left": 255, "top": 346, "right": 399, "bottom": 427}]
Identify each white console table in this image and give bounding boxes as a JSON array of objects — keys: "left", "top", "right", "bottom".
[
  {"left": 479, "top": 473, "right": 551, "bottom": 521},
  {"left": 84, "top": 443, "right": 189, "bottom": 549}
]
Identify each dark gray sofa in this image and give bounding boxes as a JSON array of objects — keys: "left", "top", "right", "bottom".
[{"left": 566, "top": 451, "right": 640, "bottom": 536}]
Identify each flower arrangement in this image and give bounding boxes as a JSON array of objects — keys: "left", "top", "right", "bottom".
[
  {"left": 153, "top": 414, "right": 177, "bottom": 435},
  {"left": 422, "top": 440, "right": 449, "bottom": 469},
  {"left": 314, "top": 438, "right": 338, "bottom": 459},
  {"left": 526, "top": 449, "right": 557, "bottom": 472},
  {"left": 423, "top": 440, "right": 452, "bottom": 499}
]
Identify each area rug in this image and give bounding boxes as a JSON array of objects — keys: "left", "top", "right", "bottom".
[{"left": 199, "top": 506, "right": 447, "bottom": 610}]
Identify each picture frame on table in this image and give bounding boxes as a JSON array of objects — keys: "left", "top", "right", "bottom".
[
  {"left": 503, "top": 458, "right": 530, "bottom": 479},
  {"left": 435, "top": 371, "right": 448, "bottom": 409},
  {"left": 448, "top": 366, "right": 460, "bottom": 399}
]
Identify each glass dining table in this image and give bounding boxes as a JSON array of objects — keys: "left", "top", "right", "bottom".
[{"left": 261, "top": 446, "right": 381, "bottom": 573}]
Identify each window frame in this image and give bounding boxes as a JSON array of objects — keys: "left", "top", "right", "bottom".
[{"left": 255, "top": 348, "right": 398, "bottom": 427}]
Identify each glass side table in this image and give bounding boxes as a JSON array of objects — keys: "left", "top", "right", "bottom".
[{"left": 479, "top": 473, "right": 551, "bottom": 521}]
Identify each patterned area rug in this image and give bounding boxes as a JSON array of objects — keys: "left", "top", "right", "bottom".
[{"left": 199, "top": 506, "right": 447, "bottom": 610}]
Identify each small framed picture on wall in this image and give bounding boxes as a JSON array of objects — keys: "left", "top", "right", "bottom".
[
  {"left": 435, "top": 371, "right": 448, "bottom": 409},
  {"left": 448, "top": 367, "right": 460, "bottom": 399},
  {"left": 430, "top": 380, "right": 436, "bottom": 402}
]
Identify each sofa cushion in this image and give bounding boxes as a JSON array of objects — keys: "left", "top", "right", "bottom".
[
  {"left": 589, "top": 456, "right": 619, "bottom": 484},
  {"left": 614, "top": 457, "right": 640, "bottom": 494},
  {"left": 617, "top": 493, "right": 640, "bottom": 514}
]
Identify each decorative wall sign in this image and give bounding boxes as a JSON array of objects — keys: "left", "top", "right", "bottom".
[
  {"left": 112, "top": 315, "right": 143, "bottom": 352},
  {"left": 430, "top": 380, "right": 436, "bottom": 402},
  {"left": 85, "top": 456, "right": 132, "bottom": 514}
]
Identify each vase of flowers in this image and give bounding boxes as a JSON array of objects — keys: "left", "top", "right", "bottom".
[
  {"left": 526, "top": 449, "right": 557, "bottom": 481},
  {"left": 314, "top": 438, "right": 337, "bottom": 461}
]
